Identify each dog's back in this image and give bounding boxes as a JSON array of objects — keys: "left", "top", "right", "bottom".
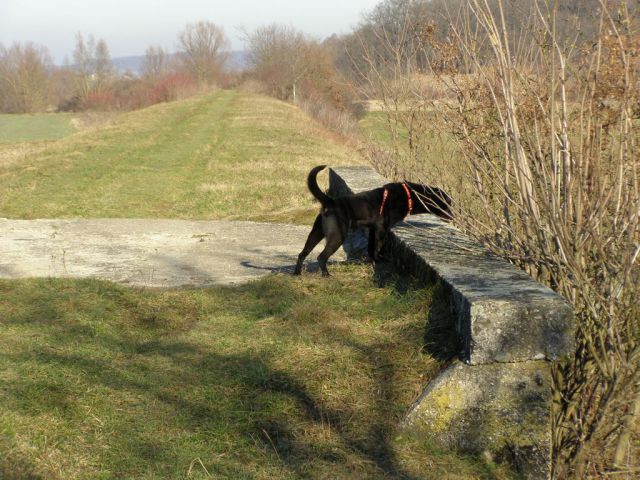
[{"left": 296, "top": 166, "right": 453, "bottom": 276}]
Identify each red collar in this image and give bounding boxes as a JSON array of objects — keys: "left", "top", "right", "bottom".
[
  {"left": 379, "top": 183, "right": 413, "bottom": 217},
  {"left": 379, "top": 188, "right": 389, "bottom": 215},
  {"left": 401, "top": 183, "right": 413, "bottom": 215}
]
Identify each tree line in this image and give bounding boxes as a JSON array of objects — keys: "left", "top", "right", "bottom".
[
  {"left": 0, "top": 21, "right": 231, "bottom": 113},
  {"left": 0, "top": 0, "right": 620, "bottom": 115}
]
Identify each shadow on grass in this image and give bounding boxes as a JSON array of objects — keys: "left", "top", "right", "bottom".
[
  {"left": 0, "top": 274, "right": 492, "bottom": 479},
  {"left": 4, "top": 338, "right": 420, "bottom": 478},
  {"left": 374, "top": 260, "right": 461, "bottom": 361}
]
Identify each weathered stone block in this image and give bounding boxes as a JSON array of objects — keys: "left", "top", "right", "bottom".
[
  {"left": 328, "top": 165, "right": 576, "bottom": 479},
  {"left": 391, "top": 217, "right": 574, "bottom": 365},
  {"left": 402, "top": 361, "right": 552, "bottom": 480},
  {"left": 329, "top": 166, "right": 387, "bottom": 195}
]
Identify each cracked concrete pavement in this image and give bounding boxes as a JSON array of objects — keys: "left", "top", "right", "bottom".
[{"left": 0, "top": 218, "right": 340, "bottom": 287}]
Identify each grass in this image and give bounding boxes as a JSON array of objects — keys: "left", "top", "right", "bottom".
[
  {"left": 0, "top": 90, "right": 361, "bottom": 223},
  {"left": 0, "top": 93, "right": 510, "bottom": 478},
  {"left": 0, "top": 113, "right": 76, "bottom": 143},
  {"left": 0, "top": 264, "right": 507, "bottom": 480},
  {"left": 359, "top": 111, "right": 410, "bottom": 151}
]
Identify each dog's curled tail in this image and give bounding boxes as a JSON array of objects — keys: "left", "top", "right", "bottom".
[{"left": 307, "top": 165, "right": 332, "bottom": 206}]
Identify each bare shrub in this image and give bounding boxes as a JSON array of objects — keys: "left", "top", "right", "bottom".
[
  {"left": 0, "top": 42, "right": 52, "bottom": 113},
  {"left": 358, "top": 0, "right": 639, "bottom": 477},
  {"left": 297, "top": 94, "right": 358, "bottom": 137},
  {"left": 442, "top": 2, "right": 639, "bottom": 477},
  {"left": 237, "top": 78, "right": 268, "bottom": 95},
  {"left": 149, "top": 73, "right": 199, "bottom": 103}
]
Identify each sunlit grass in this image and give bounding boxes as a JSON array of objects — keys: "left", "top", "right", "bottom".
[
  {"left": 0, "top": 91, "right": 361, "bottom": 223},
  {"left": 0, "top": 264, "right": 505, "bottom": 479},
  {"left": 0, "top": 113, "right": 76, "bottom": 142}
]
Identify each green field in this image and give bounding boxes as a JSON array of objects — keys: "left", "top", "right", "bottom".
[
  {"left": 0, "top": 90, "right": 360, "bottom": 223},
  {"left": 0, "top": 113, "right": 76, "bottom": 142},
  {"left": 359, "top": 111, "right": 410, "bottom": 151}
]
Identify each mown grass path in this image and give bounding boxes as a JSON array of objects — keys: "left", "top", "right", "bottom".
[{"left": 0, "top": 90, "right": 360, "bottom": 222}]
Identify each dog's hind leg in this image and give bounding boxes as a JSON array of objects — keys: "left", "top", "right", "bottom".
[
  {"left": 294, "top": 214, "right": 324, "bottom": 275},
  {"left": 317, "top": 231, "right": 344, "bottom": 277}
]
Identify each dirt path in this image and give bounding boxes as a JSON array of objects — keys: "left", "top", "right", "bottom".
[{"left": 0, "top": 218, "right": 338, "bottom": 287}]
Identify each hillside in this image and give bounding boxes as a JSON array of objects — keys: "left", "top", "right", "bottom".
[{"left": 0, "top": 90, "right": 362, "bottom": 223}]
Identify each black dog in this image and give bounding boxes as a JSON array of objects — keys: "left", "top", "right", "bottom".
[{"left": 294, "top": 165, "right": 452, "bottom": 276}]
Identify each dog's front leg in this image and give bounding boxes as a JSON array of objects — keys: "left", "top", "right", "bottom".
[
  {"left": 367, "top": 227, "right": 377, "bottom": 262},
  {"left": 372, "top": 223, "right": 387, "bottom": 262}
]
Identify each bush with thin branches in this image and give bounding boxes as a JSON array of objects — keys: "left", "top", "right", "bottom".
[{"left": 358, "top": 0, "right": 639, "bottom": 477}]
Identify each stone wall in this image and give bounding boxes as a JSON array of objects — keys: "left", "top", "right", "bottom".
[{"left": 329, "top": 166, "right": 575, "bottom": 480}]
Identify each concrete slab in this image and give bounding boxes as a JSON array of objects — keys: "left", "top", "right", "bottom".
[{"left": 0, "top": 218, "right": 338, "bottom": 288}]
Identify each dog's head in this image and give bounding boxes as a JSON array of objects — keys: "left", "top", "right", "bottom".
[{"left": 407, "top": 182, "right": 453, "bottom": 220}]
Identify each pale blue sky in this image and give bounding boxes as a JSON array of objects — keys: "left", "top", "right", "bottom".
[{"left": 0, "top": 0, "right": 381, "bottom": 62}]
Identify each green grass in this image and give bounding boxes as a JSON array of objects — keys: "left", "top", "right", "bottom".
[
  {"left": 0, "top": 90, "right": 361, "bottom": 223},
  {"left": 358, "top": 110, "right": 467, "bottom": 200},
  {"left": 359, "top": 111, "right": 410, "bottom": 151},
  {"left": 0, "top": 113, "right": 76, "bottom": 142},
  {"left": 0, "top": 264, "right": 506, "bottom": 480}
]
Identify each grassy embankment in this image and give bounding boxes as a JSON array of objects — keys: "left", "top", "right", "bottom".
[
  {"left": 0, "top": 266, "right": 506, "bottom": 480},
  {"left": 358, "top": 109, "right": 462, "bottom": 184},
  {"left": 0, "top": 90, "right": 359, "bottom": 224},
  {"left": 0, "top": 92, "right": 509, "bottom": 479}
]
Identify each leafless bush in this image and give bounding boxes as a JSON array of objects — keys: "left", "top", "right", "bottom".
[
  {"left": 297, "top": 94, "right": 358, "bottom": 137},
  {"left": 0, "top": 42, "right": 52, "bottom": 113},
  {"left": 446, "top": 2, "right": 639, "bottom": 477},
  {"left": 237, "top": 78, "right": 268, "bottom": 95},
  {"left": 359, "top": 0, "right": 639, "bottom": 477}
]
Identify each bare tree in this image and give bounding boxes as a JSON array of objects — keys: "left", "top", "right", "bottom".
[
  {"left": 73, "top": 32, "right": 96, "bottom": 102},
  {"left": 72, "top": 33, "right": 114, "bottom": 104},
  {"left": 245, "top": 24, "right": 332, "bottom": 102},
  {"left": 142, "top": 45, "right": 167, "bottom": 79},
  {"left": 177, "top": 21, "right": 229, "bottom": 86},
  {"left": 94, "top": 38, "right": 114, "bottom": 87},
  {"left": 0, "top": 42, "right": 52, "bottom": 113}
]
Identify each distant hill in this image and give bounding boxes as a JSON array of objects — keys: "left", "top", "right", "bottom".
[
  {"left": 111, "top": 50, "right": 249, "bottom": 75},
  {"left": 111, "top": 55, "right": 146, "bottom": 74}
]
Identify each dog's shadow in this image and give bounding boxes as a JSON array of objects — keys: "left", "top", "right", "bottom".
[{"left": 240, "top": 260, "right": 343, "bottom": 275}]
